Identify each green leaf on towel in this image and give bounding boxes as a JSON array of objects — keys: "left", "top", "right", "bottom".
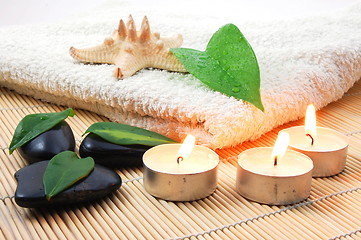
[
  {"left": 83, "top": 122, "right": 177, "bottom": 146},
  {"left": 43, "top": 151, "right": 94, "bottom": 200},
  {"left": 171, "top": 24, "right": 264, "bottom": 111},
  {"left": 9, "top": 108, "right": 75, "bottom": 154}
]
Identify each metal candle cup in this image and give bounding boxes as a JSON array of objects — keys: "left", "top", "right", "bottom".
[
  {"left": 280, "top": 126, "right": 348, "bottom": 177},
  {"left": 143, "top": 144, "right": 219, "bottom": 201},
  {"left": 236, "top": 147, "right": 313, "bottom": 205}
]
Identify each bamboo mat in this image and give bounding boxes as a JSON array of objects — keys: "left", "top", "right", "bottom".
[{"left": 1, "top": 81, "right": 361, "bottom": 240}]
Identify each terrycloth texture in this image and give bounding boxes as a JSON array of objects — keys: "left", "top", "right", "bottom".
[{"left": 0, "top": 1, "right": 360, "bottom": 149}]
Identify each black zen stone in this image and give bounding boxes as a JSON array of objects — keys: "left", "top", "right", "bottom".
[
  {"left": 18, "top": 121, "right": 75, "bottom": 163},
  {"left": 14, "top": 161, "right": 122, "bottom": 208},
  {"left": 79, "top": 133, "right": 150, "bottom": 167}
]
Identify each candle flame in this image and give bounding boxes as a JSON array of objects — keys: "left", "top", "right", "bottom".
[
  {"left": 271, "top": 132, "right": 290, "bottom": 165},
  {"left": 305, "top": 104, "right": 317, "bottom": 138},
  {"left": 177, "top": 134, "right": 196, "bottom": 160}
]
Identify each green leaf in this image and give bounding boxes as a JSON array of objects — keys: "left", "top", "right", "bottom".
[
  {"left": 9, "top": 108, "right": 75, "bottom": 154},
  {"left": 84, "top": 122, "right": 176, "bottom": 146},
  {"left": 43, "top": 151, "right": 95, "bottom": 200},
  {"left": 171, "top": 24, "right": 264, "bottom": 111}
]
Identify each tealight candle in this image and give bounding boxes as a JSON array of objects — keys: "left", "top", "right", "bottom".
[
  {"left": 143, "top": 135, "right": 219, "bottom": 201},
  {"left": 280, "top": 104, "right": 348, "bottom": 177},
  {"left": 236, "top": 132, "right": 313, "bottom": 205}
]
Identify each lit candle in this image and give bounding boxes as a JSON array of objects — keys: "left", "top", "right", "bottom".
[
  {"left": 143, "top": 134, "right": 219, "bottom": 201},
  {"left": 236, "top": 132, "right": 313, "bottom": 205},
  {"left": 280, "top": 104, "right": 348, "bottom": 177}
]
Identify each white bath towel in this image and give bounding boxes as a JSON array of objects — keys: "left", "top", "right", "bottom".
[{"left": 0, "top": 1, "right": 360, "bottom": 149}]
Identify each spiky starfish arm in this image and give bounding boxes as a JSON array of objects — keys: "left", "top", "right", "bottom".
[
  {"left": 69, "top": 43, "right": 117, "bottom": 64},
  {"left": 69, "top": 15, "right": 187, "bottom": 79},
  {"left": 114, "top": 50, "right": 187, "bottom": 78}
]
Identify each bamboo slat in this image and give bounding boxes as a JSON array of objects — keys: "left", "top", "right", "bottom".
[{"left": 1, "top": 81, "right": 361, "bottom": 239}]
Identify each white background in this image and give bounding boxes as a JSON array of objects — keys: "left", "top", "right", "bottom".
[{"left": 0, "top": 0, "right": 359, "bottom": 27}]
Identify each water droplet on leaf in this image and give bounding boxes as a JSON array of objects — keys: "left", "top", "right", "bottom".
[{"left": 232, "top": 87, "right": 240, "bottom": 93}]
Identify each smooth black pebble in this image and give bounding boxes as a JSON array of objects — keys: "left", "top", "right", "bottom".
[
  {"left": 79, "top": 133, "right": 150, "bottom": 167},
  {"left": 14, "top": 161, "right": 122, "bottom": 208},
  {"left": 18, "top": 121, "right": 75, "bottom": 163}
]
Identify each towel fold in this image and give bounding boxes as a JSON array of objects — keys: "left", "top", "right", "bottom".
[{"left": 0, "top": 1, "right": 360, "bottom": 149}]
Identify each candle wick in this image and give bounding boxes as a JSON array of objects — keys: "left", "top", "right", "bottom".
[
  {"left": 306, "top": 133, "right": 314, "bottom": 146},
  {"left": 274, "top": 156, "right": 278, "bottom": 166},
  {"left": 177, "top": 156, "right": 184, "bottom": 165}
]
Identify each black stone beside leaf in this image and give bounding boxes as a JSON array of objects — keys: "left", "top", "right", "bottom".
[
  {"left": 79, "top": 133, "right": 150, "bottom": 167},
  {"left": 17, "top": 121, "right": 75, "bottom": 164},
  {"left": 14, "top": 160, "right": 122, "bottom": 208},
  {"left": 9, "top": 108, "right": 75, "bottom": 154}
]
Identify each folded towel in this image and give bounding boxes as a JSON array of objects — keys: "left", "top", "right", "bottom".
[{"left": 0, "top": 1, "right": 360, "bottom": 149}]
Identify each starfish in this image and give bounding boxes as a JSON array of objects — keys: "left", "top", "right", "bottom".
[{"left": 69, "top": 15, "right": 187, "bottom": 79}]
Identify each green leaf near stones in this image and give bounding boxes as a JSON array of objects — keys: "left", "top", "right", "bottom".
[
  {"left": 171, "top": 24, "right": 264, "bottom": 111},
  {"left": 84, "top": 122, "right": 177, "bottom": 146},
  {"left": 43, "top": 151, "right": 95, "bottom": 200},
  {"left": 9, "top": 108, "right": 75, "bottom": 154}
]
